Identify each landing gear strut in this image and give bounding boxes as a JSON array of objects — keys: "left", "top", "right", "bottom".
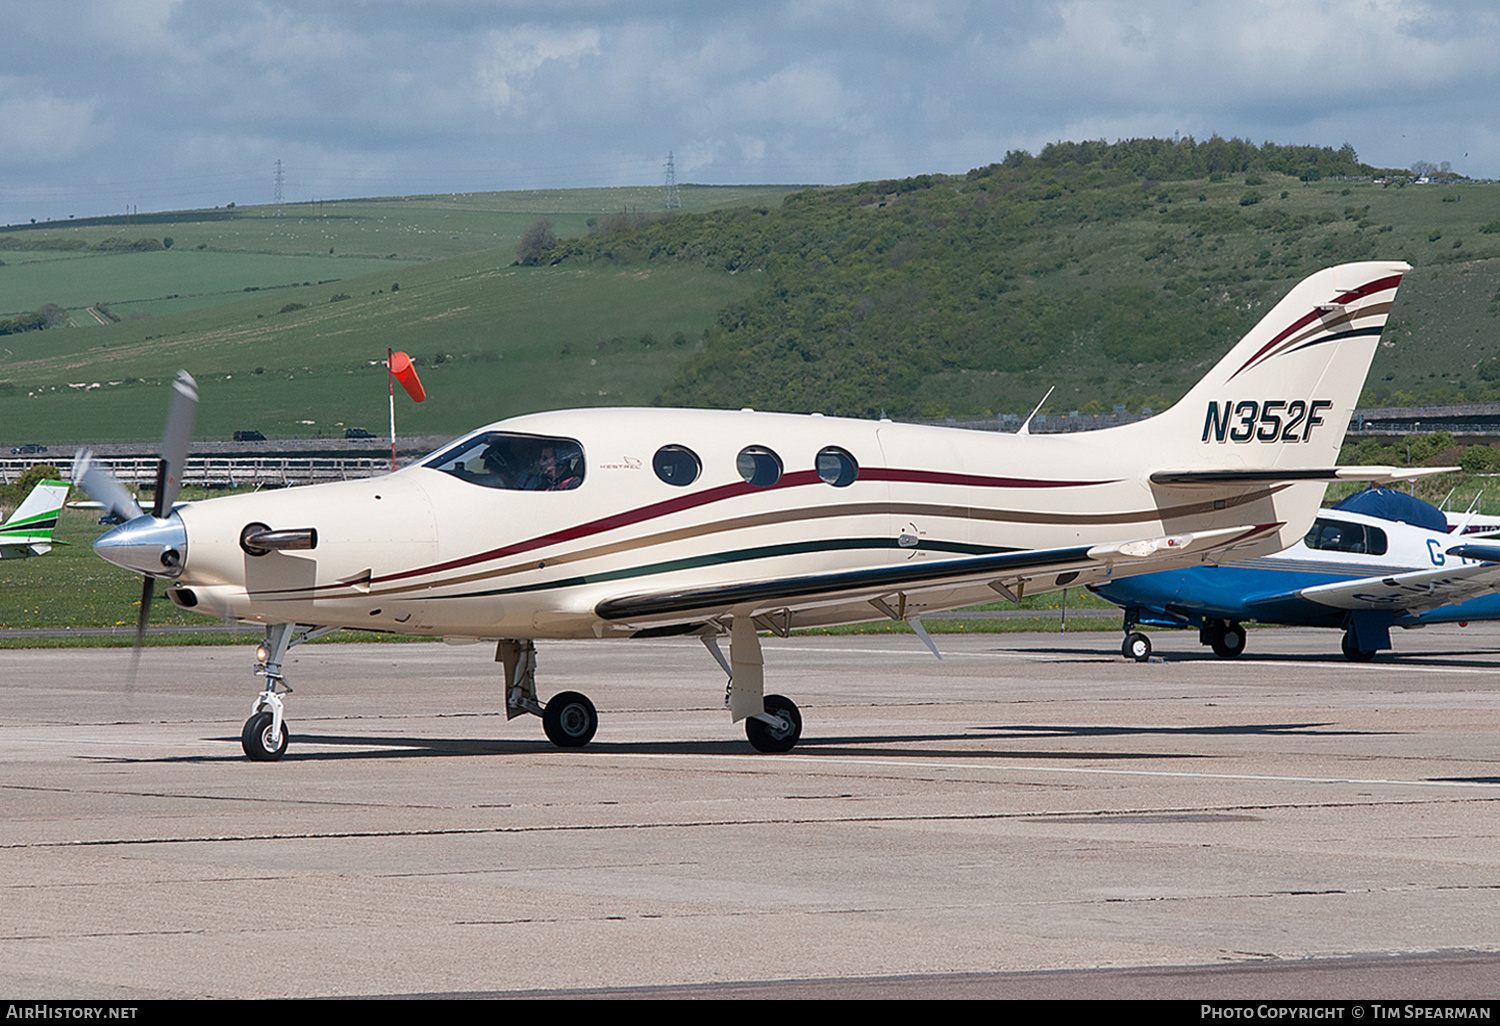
[
  {"left": 241, "top": 623, "right": 341, "bottom": 761},
  {"left": 243, "top": 623, "right": 293, "bottom": 761}
]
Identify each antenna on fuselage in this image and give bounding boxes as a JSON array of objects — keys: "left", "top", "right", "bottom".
[
  {"left": 1016, "top": 386, "right": 1055, "bottom": 436},
  {"left": 1454, "top": 491, "right": 1485, "bottom": 537}
]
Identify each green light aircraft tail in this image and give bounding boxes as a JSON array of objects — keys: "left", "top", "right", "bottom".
[{"left": 0, "top": 479, "right": 70, "bottom": 558}]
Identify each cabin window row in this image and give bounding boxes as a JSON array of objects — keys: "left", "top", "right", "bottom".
[
  {"left": 656, "top": 444, "right": 859, "bottom": 489},
  {"left": 427, "top": 432, "right": 859, "bottom": 492}
]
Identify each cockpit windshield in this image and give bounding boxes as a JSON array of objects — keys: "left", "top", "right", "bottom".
[{"left": 423, "top": 431, "right": 585, "bottom": 491}]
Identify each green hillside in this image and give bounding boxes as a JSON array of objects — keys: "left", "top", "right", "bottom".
[
  {"left": 555, "top": 141, "right": 1500, "bottom": 418},
  {"left": 0, "top": 186, "right": 792, "bottom": 442},
  {"left": 4, "top": 140, "right": 1500, "bottom": 446}
]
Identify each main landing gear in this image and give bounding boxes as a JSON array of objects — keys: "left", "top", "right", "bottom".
[
  {"left": 1202, "top": 619, "right": 1246, "bottom": 659},
  {"left": 1341, "top": 629, "right": 1377, "bottom": 662},
  {"left": 497, "top": 639, "right": 598, "bottom": 748},
  {"left": 1118, "top": 616, "right": 1247, "bottom": 662},
  {"left": 498, "top": 628, "right": 803, "bottom": 752}
]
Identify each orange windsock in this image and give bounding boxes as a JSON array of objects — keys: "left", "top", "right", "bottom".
[{"left": 389, "top": 351, "right": 426, "bottom": 402}]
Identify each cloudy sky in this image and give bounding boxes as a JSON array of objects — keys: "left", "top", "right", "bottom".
[{"left": 2, "top": 0, "right": 1497, "bottom": 226}]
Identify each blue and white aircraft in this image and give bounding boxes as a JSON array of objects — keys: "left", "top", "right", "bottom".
[{"left": 1094, "top": 488, "right": 1500, "bottom": 662}]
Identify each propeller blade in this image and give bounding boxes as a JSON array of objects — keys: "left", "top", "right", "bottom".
[
  {"left": 127, "top": 575, "right": 154, "bottom": 688},
  {"left": 73, "top": 449, "right": 144, "bottom": 523},
  {"left": 135, "top": 575, "right": 155, "bottom": 647},
  {"left": 155, "top": 370, "right": 198, "bottom": 517}
]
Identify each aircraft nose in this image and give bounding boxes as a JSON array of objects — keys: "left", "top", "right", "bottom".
[{"left": 94, "top": 512, "right": 188, "bottom": 578}]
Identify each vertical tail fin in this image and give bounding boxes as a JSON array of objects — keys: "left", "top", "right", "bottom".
[
  {"left": 1141, "top": 261, "right": 1408, "bottom": 472},
  {"left": 1, "top": 479, "right": 70, "bottom": 555}
]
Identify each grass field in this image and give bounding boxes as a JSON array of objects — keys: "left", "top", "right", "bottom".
[
  {"left": 1, "top": 258, "right": 761, "bottom": 442},
  {"left": 0, "top": 185, "right": 798, "bottom": 442},
  {"left": 0, "top": 184, "right": 798, "bottom": 311}
]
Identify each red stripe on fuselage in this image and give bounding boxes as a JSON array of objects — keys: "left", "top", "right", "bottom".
[
  {"left": 269, "top": 465, "right": 1121, "bottom": 597},
  {"left": 1227, "top": 273, "right": 1402, "bottom": 383}
]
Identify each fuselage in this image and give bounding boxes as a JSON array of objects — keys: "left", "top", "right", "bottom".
[{"left": 152, "top": 407, "right": 1315, "bottom": 639}]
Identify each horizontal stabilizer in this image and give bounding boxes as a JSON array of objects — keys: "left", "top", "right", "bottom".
[
  {"left": 1446, "top": 543, "right": 1500, "bottom": 563},
  {"left": 1150, "top": 465, "right": 1458, "bottom": 487}
]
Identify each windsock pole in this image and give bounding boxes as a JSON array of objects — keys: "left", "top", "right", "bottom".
[{"left": 385, "top": 350, "right": 426, "bottom": 472}]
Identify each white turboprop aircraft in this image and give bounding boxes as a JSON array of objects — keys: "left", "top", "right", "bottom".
[{"left": 81, "top": 261, "right": 1431, "bottom": 760}]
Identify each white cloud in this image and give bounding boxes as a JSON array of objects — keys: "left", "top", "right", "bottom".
[
  {"left": 476, "top": 24, "right": 602, "bottom": 113},
  {"left": 1003, "top": 0, "right": 1500, "bottom": 106},
  {"left": 0, "top": 86, "right": 103, "bottom": 166},
  {"left": 722, "top": 65, "right": 860, "bottom": 130}
]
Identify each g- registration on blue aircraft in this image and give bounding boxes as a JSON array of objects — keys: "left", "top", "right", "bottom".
[{"left": 1094, "top": 488, "right": 1500, "bottom": 662}]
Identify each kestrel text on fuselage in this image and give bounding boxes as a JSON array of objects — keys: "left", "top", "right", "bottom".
[{"left": 1201, "top": 400, "right": 1333, "bottom": 444}]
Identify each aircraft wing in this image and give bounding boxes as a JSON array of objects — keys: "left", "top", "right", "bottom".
[
  {"left": 1295, "top": 559, "right": 1500, "bottom": 615},
  {"left": 595, "top": 522, "right": 1281, "bottom": 625},
  {"left": 1150, "top": 465, "right": 1458, "bottom": 487}
]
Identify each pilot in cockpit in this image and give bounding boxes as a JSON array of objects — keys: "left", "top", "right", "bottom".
[{"left": 517, "top": 443, "right": 582, "bottom": 491}]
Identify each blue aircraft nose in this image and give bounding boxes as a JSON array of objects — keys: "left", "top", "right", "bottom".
[{"left": 94, "top": 512, "right": 188, "bottom": 577}]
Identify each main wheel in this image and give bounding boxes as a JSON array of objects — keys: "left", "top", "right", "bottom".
[
  {"left": 1210, "top": 622, "right": 1246, "bottom": 659},
  {"left": 745, "top": 694, "right": 802, "bottom": 753},
  {"left": 542, "top": 691, "right": 598, "bottom": 748},
  {"left": 242, "top": 710, "right": 288, "bottom": 761},
  {"left": 1341, "top": 630, "right": 1377, "bottom": 662},
  {"left": 1122, "top": 632, "right": 1152, "bottom": 662}
]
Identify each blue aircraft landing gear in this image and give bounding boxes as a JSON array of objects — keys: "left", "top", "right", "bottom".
[
  {"left": 1341, "top": 630, "right": 1377, "bottom": 662},
  {"left": 1122, "top": 631, "right": 1152, "bottom": 662},
  {"left": 1202, "top": 619, "right": 1246, "bottom": 659}
]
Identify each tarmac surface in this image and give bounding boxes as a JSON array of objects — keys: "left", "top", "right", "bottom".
[{"left": 4, "top": 626, "right": 1500, "bottom": 999}]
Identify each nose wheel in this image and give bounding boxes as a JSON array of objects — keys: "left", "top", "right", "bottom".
[
  {"left": 1122, "top": 631, "right": 1152, "bottom": 662},
  {"left": 242, "top": 710, "right": 289, "bottom": 761}
]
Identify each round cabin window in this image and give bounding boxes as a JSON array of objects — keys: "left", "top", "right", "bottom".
[
  {"left": 653, "top": 444, "right": 701, "bottom": 487},
  {"left": 815, "top": 446, "right": 859, "bottom": 487},
  {"left": 736, "top": 446, "right": 783, "bottom": 488}
]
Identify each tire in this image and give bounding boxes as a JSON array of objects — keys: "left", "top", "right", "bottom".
[
  {"left": 242, "top": 710, "right": 288, "bottom": 761},
  {"left": 1122, "top": 632, "right": 1152, "bottom": 662},
  {"left": 1342, "top": 631, "right": 1377, "bottom": 663},
  {"left": 1210, "top": 622, "right": 1246, "bottom": 659},
  {"left": 542, "top": 691, "right": 598, "bottom": 748},
  {"left": 745, "top": 694, "right": 802, "bottom": 753}
]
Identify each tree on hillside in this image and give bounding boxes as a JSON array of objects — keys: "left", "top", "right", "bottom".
[{"left": 517, "top": 218, "right": 558, "bottom": 266}]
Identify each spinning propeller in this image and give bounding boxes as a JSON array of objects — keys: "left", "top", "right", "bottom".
[{"left": 78, "top": 370, "right": 199, "bottom": 649}]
